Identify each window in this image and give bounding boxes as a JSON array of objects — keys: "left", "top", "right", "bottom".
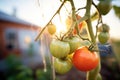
[{"left": 4, "top": 28, "right": 18, "bottom": 50}]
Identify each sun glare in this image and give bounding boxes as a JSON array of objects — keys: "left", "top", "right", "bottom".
[{"left": 52, "top": 15, "right": 67, "bottom": 34}]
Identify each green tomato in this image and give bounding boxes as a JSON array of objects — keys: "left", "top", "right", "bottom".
[
  {"left": 98, "top": 24, "right": 110, "bottom": 32},
  {"left": 98, "top": 32, "right": 110, "bottom": 44},
  {"left": 65, "top": 36, "right": 81, "bottom": 54},
  {"left": 97, "top": 0, "right": 112, "bottom": 15},
  {"left": 54, "top": 57, "right": 72, "bottom": 74},
  {"left": 50, "top": 39, "right": 70, "bottom": 58},
  {"left": 47, "top": 24, "right": 56, "bottom": 35}
]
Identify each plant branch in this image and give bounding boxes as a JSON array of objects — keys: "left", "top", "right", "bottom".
[
  {"left": 85, "top": 0, "right": 95, "bottom": 43},
  {"left": 61, "top": 22, "right": 76, "bottom": 40},
  {"left": 35, "top": 0, "right": 66, "bottom": 41},
  {"left": 75, "top": 16, "right": 91, "bottom": 42},
  {"left": 60, "top": 0, "right": 76, "bottom": 40},
  {"left": 62, "top": 0, "right": 88, "bottom": 40},
  {"left": 95, "top": 16, "right": 101, "bottom": 38},
  {"left": 92, "top": 1, "right": 103, "bottom": 23},
  {"left": 76, "top": 7, "right": 86, "bottom": 12},
  {"left": 64, "top": 4, "right": 71, "bottom": 15},
  {"left": 78, "top": 33, "right": 92, "bottom": 42},
  {"left": 92, "top": 1, "right": 103, "bottom": 39},
  {"left": 85, "top": 0, "right": 101, "bottom": 80},
  {"left": 74, "top": 9, "right": 89, "bottom": 41}
]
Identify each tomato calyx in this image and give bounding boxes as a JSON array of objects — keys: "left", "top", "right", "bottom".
[
  {"left": 59, "top": 56, "right": 67, "bottom": 61},
  {"left": 88, "top": 44, "right": 99, "bottom": 52}
]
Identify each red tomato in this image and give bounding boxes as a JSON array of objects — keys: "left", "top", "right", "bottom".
[{"left": 72, "top": 46, "right": 99, "bottom": 71}]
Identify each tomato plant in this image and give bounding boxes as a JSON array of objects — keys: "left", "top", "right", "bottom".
[
  {"left": 54, "top": 57, "right": 72, "bottom": 74},
  {"left": 98, "top": 32, "right": 110, "bottom": 44},
  {"left": 72, "top": 46, "right": 99, "bottom": 71},
  {"left": 47, "top": 23, "right": 56, "bottom": 35},
  {"left": 64, "top": 36, "right": 81, "bottom": 54},
  {"left": 35, "top": 0, "right": 114, "bottom": 80},
  {"left": 50, "top": 39, "right": 70, "bottom": 58}
]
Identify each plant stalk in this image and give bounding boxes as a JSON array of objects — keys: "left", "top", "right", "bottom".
[{"left": 85, "top": 0, "right": 101, "bottom": 80}]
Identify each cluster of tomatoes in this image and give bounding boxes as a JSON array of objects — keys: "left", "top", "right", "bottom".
[
  {"left": 97, "top": 0, "right": 111, "bottom": 45},
  {"left": 50, "top": 35, "right": 99, "bottom": 74},
  {"left": 47, "top": 15, "right": 99, "bottom": 74}
]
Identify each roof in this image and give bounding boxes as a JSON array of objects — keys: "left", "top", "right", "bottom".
[{"left": 0, "top": 11, "right": 35, "bottom": 26}]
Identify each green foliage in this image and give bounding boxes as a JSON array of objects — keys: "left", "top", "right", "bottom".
[
  {"left": 113, "top": 5, "right": 120, "bottom": 19},
  {"left": 3, "top": 53, "right": 60, "bottom": 80},
  {"left": 15, "top": 66, "right": 33, "bottom": 80},
  {"left": 91, "top": 11, "right": 99, "bottom": 21},
  {"left": 5, "top": 54, "right": 22, "bottom": 78},
  {"left": 36, "top": 69, "right": 52, "bottom": 80},
  {"left": 4, "top": 54, "right": 33, "bottom": 80},
  {"left": 5, "top": 54, "right": 22, "bottom": 69}
]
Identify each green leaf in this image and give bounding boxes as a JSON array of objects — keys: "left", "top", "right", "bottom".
[
  {"left": 60, "top": 0, "right": 62, "bottom": 2},
  {"left": 91, "top": 11, "right": 99, "bottom": 21},
  {"left": 113, "top": 5, "right": 120, "bottom": 19}
]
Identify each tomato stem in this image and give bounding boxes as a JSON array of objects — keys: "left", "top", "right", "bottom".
[
  {"left": 76, "top": 7, "right": 86, "bottom": 13},
  {"left": 92, "top": 1, "right": 103, "bottom": 24},
  {"left": 92, "top": 1, "right": 103, "bottom": 39},
  {"left": 60, "top": 0, "right": 77, "bottom": 41},
  {"left": 69, "top": 0, "right": 91, "bottom": 42},
  {"left": 51, "top": 56, "right": 56, "bottom": 80},
  {"left": 85, "top": 0, "right": 102, "bottom": 80},
  {"left": 60, "top": 22, "right": 76, "bottom": 41}
]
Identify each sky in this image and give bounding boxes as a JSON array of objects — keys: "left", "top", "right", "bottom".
[{"left": 0, "top": 0, "right": 120, "bottom": 38}]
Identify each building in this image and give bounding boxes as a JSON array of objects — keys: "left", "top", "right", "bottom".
[{"left": 0, "top": 11, "right": 51, "bottom": 63}]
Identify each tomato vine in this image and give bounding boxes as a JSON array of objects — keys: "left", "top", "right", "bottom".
[{"left": 35, "top": 0, "right": 112, "bottom": 80}]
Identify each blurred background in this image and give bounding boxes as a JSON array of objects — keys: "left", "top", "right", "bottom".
[{"left": 0, "top": 0, "right": 120, "bottom": 80}]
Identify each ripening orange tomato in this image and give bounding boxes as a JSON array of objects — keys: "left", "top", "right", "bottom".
[{"left": 65, "top": 14, "right": 86, "bottom": 35}]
